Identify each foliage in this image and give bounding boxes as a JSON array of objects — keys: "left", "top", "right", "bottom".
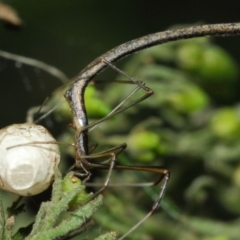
[
  {"left": 56, "top": 35, "right": 240, "bottom": 239},
  {"left": 0, "top": 170, "right": 117, "bottom": 240},
  {"left": 1, "top": 24, "right": 240, "bottom": 240}
]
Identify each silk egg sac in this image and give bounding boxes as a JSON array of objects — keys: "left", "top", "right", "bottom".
[{"left": 0, "top": 123, "right": 60, "bottom": 196}]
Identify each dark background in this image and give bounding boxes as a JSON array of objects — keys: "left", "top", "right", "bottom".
[
  {"left": 1, "top": 1, "right": 240, "bottom": 239},
  {"left": 1, "top": 1, "right": 240, "bottom": 74},
  {"left": 1, "top": 0, "right": 240, "bottom": 128}
]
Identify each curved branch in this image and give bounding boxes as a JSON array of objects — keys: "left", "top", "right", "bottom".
[
  {"left": 65, "top": 22, "right": 240, "bottom": 154},
  {"left": 76, "top": 23, "right": 240, "bottom": 82},
  {"left": 64, "top": 23, "right": 240, "bottom": 238}
]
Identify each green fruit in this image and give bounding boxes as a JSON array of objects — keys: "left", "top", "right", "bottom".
[
  {"left": 128, "top": 130, "right": 166, "bottom": 162},
  {"left": 176, "top": 42, "right": 203, "bottom": 72},
  {"left": 199, "top": 46, "right": 238, "bottom": 82},
  {"left": 177, "top": 42, "right": 238, "bottom": 83},
  {"left": 167, "top": 85, "right": 209, "bottom": 113},
  {"left": 129, "top": 130, "right": 161, "bottom": 151},
  {"left": 209, "top": 108, "right": 240, "bottom": 139},
  {"left": 62, "top": 173, "right": 89, "bottom": 207},
  {"left": 85, "top": 86, "right": 111, "bottom": 118},
  {"left": 86, "top": 98, "right": 111, "bottom": 118}
]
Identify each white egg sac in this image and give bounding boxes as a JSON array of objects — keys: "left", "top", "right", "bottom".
[{"left": 0, "top": 123, "right": 60, "bottom": 196}]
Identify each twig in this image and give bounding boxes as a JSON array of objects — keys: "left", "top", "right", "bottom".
[
  {"left": 66, "top": 22, "right": 240, "bottom": 134},
  {"left": 75, "top": 23, "right": 240, "bottom": 82},
  {"left": 0, "top": 50, "right": 68, "bottom": 83}
]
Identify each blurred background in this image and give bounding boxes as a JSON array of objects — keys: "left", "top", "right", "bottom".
[
  {"left": 1, "top": 0, "right": 240, "bottom": 126},
  {"left": 1, "top": 1, "right": 240, "bottom": 240}
]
